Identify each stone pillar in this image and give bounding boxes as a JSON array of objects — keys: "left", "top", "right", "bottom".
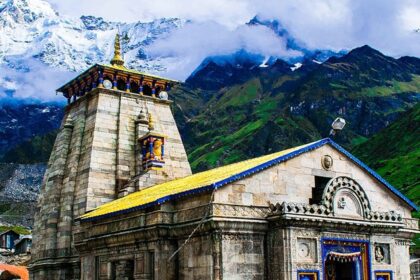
[
  {"left": 98, "top": 69, "right": 104, "bottom": 88},
  {"left": 126, "top": 77, "right": 131, "bottom": 92},
  {"left": 281, "top": 228, "right": 293, "bottom": 280},
  {"left": 212, "top": 232, "right": 222, "bottom": 280}
]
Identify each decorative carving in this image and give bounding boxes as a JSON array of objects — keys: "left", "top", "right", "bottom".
[
  {"left": 337, "top": 197, "right": 346, "bottom": 209},
  {"left": 138, "top": 130, "right": 165, "bottom": 171},
  {"left": 297, "top": 238, "right": 317, "bottom": 263},
  {"left": 375, "top": 246, "right": 385, "bottom": 262},
  {"left": 321, "top": 155, "right": 333, "bottom": 170},
  {"left": 298, "top": 243, "right": 310, "bottom": 258},
  {"left": 334, "top": 189, "right": 363, "bottom": 218},
  {"left": 374, "top": 244, "right": 390, "bottom": 264},
  {"left": 213, "top": 204, "right": 269, "bottom": 219},
  {"left": 321, "top": 176, "right": 371, "bottom": 218},
  {"left": 268, "top": 199, "right": 402, "bottom": 225}
]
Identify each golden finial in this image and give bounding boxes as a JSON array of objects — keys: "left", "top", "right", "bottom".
[
  {"left": 110, "top": 33, "right": 125, "bottom": 67},
  {"left": 148, "top": 113, "right": 154, "bottom": 131}
]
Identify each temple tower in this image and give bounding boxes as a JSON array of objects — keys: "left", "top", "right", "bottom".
[{"left": 30, "top": 34, "right": 191, "bottom": 279}]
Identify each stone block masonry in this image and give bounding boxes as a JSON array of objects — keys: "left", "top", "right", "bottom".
[{"left": 30, "top": 88, "right": 192, "bottom": 279}]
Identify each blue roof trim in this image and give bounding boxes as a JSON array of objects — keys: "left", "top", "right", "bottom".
[
  {"left": 327, "top": 139, "right": 418, "bottom": 211},
  {"left": 83, "top": 138, "right": 417, "bottom": 222}
]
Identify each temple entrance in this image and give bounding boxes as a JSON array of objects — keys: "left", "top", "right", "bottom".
[
  {"left": 322, "top": 239, "right": 369, "bottom": 280},
  {"left": 325, "top": 259, "right": 358, "bottom": 280}
]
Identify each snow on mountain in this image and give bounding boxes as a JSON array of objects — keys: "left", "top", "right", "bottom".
[
  {"left": 0, "top": 0, "right": 189, "bottom": 102},
  {"left": 0, "top": 0, "right": 344, "bottom": 102},
  {"left": 0, "top": 0, "right": 184, "bottom": 73},
  {"left": 290, "top": 62, "right": 302, "bottom": 71},
  {"left": 247, "top": 16, "right": 346, "bottom": 64}
]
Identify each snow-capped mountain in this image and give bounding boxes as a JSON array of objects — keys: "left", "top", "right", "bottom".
[
  {"left": 247, "top": 16, "right": 346, "bottom": 64},
  {"left": 0, "top": 0, "right": 348, "bottom": 103},
  {"left": 0, "top": 0, "right": 184, "bottom": 73}
]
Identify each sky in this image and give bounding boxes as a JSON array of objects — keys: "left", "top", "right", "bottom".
[{"left": 47, "top": 0, "right": 420, "bottom": 58}]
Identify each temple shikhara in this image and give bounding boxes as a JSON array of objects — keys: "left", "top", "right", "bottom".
[{"left": 30, "top": 35, "right": 419, "bottom": 280}]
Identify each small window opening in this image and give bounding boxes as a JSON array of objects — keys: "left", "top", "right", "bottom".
[
  {"left": 117, "top": 78, "right": 126, "bottom": 91},
  {"left": 310, "top": 176, "right": 331, "bottom": 204}
]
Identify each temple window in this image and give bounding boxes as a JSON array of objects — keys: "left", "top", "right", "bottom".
[
  {"left": 310, "top": 176, "right": 331, "bottom": 204},
  {"left": 116, "top": 78, "right": 126, "bottom": 91},
  {"left": 143, "top": 84, "right": 152, "bottom": 96},
  {"left": 130, "top": 81, "right": 139, "bottom": 93}
]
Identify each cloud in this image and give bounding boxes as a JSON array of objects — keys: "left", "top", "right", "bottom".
[
  {"left": 147, "top": 21, "right": 301, "bottom": 79},
  {"left": 47, "top": 0, "right": 255, "bottom": 28},
  {"left": 0, "top": 58, "right": 73, "bottom": 103},
  {"left": 47, "top": 0, "right": 420, "bottom": 58},
  {"left": 253, "top": 0, "right": 420, "bottom": 57}
]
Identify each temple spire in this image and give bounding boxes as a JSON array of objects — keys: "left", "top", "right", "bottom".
[{"left": 110, "top": 33, "right": 125, "bottom": 67}]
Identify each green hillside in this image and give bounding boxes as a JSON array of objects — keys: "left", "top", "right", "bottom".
[
  {"left": 352, "top": 104, "right": 420, "bottom": 210},
  {"left": 352, "top": 104, "right": 420, "bottom": 251},
  {"left": 172, "top": 46, "right": 420, "bottom": 172}
]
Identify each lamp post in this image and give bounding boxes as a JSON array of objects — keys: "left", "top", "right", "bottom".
[{"left": 329, "top": 117, "right": 346, "bottom": 137}]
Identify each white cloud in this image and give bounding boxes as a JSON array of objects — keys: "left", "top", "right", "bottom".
[
  {"left": 47, "top": 0, "right": 254, "bottom": 28},
  {"left": 47, "top": 0, "right": 420, "bottom": 58},
  {"left": 0, "top": 59, "right": 73, "bottom": 103},
  {"left": 147, "top": 21, "right": 301, "bottom": 79}
]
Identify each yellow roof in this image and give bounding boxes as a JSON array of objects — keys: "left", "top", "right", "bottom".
[{"left": 81, "top": 140, "right": 326, "bottom": 221}]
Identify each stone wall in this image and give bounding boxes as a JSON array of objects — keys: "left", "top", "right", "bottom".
[
  {"left": 266, "top": 225, "right": 414, "bottom": 280},
  {"left": 31, "top": 88, "right": 192, "bottom": 279},
  {"left": 221, "top": 233, "right": 265, "bottom": 280},
  {"left": 214, "top": 145, "right": 413, "bottom": 217}
]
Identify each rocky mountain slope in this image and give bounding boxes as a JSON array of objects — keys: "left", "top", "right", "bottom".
[{"left": 0, "top": 163, "right": 44, "bottom": 226}]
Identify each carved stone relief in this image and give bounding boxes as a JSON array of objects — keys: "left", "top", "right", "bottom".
[
  {"left": 333, "top": 188, "right": 363, "bottom": 218},
  {"left": 374, "top": 243, "right": 391, "bottom": 264},
  {"left": 297, "top": 238, "right": 317, "bottom": 263},
  {"left": 321, "top": 155, "right": 333, "bottom": 170},
  {"left": 322, "top": 176, "right": 371, "bottom": 218}
]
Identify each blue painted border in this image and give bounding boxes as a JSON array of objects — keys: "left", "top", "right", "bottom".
[
  {"left": 82, "top": 138, "right": 417, "bottom": 222},
  {"left": 321, "top": 237, "right": 371, "bottom": 280},
  {"left": 297, "top": 269, "right": 319, "bottom": 280},
  {"left": 374, "top": 270, "right": 393, "bottom": 280}
]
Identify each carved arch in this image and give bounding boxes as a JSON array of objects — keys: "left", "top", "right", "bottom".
[{"left": 321, "top": 176, "right": 371, "bottom": 218}]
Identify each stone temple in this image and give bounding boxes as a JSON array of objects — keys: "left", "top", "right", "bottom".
[{"left": 30, "top": 35, "right": 419, "bottom": 280}]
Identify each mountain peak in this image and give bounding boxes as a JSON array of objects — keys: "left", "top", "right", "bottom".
[
  {"left": 80, "top": 15, "right": 114, "bottom": 31},
  {"left": 347, "top": 45, "right": 384, "bottom": 57}
]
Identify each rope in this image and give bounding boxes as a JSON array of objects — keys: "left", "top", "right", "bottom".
[{"left": 168, "top": 187, "right": 216, "bottom": 262}]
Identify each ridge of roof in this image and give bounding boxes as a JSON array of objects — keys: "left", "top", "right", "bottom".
[{"left": 80, "top": 138, "right": 417, "bottom": 222}]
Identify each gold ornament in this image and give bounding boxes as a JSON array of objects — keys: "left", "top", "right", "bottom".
[{"left": 110, "top": 33, "right": 125, "bottom": 67}]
